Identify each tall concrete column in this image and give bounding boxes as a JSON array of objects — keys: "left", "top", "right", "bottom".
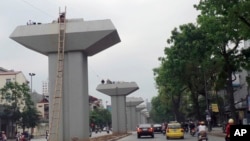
[
  {"left": 10, "top": 18, "right": 120, "bottom": 141},
  {"left": 136, "top": 104, "right": 146, "bottom": 125},
  {"left": 96, "top": 82, "right": 139, "bottom": 134},
  {"left": 140, "top": 109, "right": 148, "bottom": 124},
  {"left": 126, "top": 97, "right": 143, "bottom": 131},
  {"left": 143, "top": 111, "right": 150, "bottom": 123}
]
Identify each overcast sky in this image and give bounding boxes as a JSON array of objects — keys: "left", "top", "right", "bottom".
[{"left": 0, "top": 0, "right": 200, "bottom": 105}]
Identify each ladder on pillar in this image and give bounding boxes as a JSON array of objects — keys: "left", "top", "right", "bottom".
[{"left": 49, "top": 7, "right": 66, "bottom": 141}]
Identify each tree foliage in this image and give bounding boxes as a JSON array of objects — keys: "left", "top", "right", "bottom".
[
  {"left": 152, "top": 0, "right": 250, "bottom": 123},
  {"left": 20, "top": 106, "right": 41, "bottom": 132},
  {"left": 90, "top": 108, "right": 111, "bottom": 129},
  {"left": 195, "top": 0, "right": 250, "bottom": 121},
  {"left": 0, "top": 82, "right": 28, "bottom": 135},
  {"left": 0, "top": 82, "right": 40, "bottom": 135},
  {"left": 153, "top": 23, "right": 216, "bottom": 121}
]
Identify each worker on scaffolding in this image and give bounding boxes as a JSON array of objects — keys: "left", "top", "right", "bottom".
[{"left": 58, "top": 12, "right": 65, "bottom": 23}]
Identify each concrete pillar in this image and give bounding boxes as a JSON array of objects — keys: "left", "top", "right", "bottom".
[
  {"left": 141, "top": 109, "right": 148, "bottom": 124},
  {"left": 96, "top": 82, "right": 139, "bottom": 134},
  {"left": 10, "top": 18, "right": 120, "bottom": 141},
  {"left": 126, "top": 97, "right": 143, "bottom": 131},
  {"left": 136, "top": 104, "right": 146, "bottom": 125}
]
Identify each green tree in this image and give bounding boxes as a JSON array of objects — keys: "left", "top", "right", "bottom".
[
  {"left": 0, "top": 82, "right": 40, "bottom": 136},
  {"left": 0, "top": 82, "right": 27, "bottom": 136},
  {"left": 150, "top": 94, "right": 172, "bottom": 123},
  {"left": 154, "top": 23, "right": 218, "bottom": 121},
  {"left": 196, "top": 0, "right": 250, "bottom": 31},
  {"left": 195, "top": 0, "right": 250, "bottom": 121},
  {"left": 90, "top": 108, "right": 111, "bottom": 129},
  {"left": 154, "top": 55, "right": 188, "bottom": 121},
  {"left": 20, "top": 106, "right": 41, "bottom": 133}
]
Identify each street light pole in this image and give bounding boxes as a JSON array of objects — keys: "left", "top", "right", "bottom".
[{"left": 29, "top": 73, "right": 36, "bottom": 93}]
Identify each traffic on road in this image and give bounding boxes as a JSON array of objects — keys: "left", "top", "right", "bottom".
[{"left": 118, "top": 131, "right": 225, "bottom": 141}]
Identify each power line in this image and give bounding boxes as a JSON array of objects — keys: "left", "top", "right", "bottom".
[
  {"left": 20, "top": 0, "right": 56, "bottom": 18},
  {"left": 89, "top": 65, "right": 103, "bottom": 80},
  {"left": 19, "top": 0, "right": 109, "bottom": 83}
]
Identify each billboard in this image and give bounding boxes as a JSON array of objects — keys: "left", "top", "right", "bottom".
[{"left": 211, "top": 104, "right": 219, "bottom": 112}]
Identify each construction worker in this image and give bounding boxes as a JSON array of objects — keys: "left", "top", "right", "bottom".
[{"left": 58, "top": 13, "right": 65, "bottom": 23}]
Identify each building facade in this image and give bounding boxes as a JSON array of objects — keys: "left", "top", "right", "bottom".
[{"left": 0, "top": 67, "right": 28, "bottom": 88}]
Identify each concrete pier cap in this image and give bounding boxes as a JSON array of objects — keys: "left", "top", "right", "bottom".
[
  {"left": 96, "top": 81, "right": 139, "bottom": 134},
  {"left": 126, "top": 97, "right": 144, "bottom": 106},
  {"left": 10, "top": 18, "right": 121, "bottom": 141},
  {"left": 141, "top": 109, "right": 150, "bottom": 118},
  {"left": 143, "top": 111, "right": 150, "bottom": 117},
  {"left": 96, "top": 81, "right": 139, "bottom": 96},
  {"left": 10, "top": 19, "right": 120, "bottom": 56},
  {"left": 136, "top": 104, "right": 146, "bottom": 111}
]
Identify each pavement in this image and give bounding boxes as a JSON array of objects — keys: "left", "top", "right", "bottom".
[{"left": 207, "top": 126, "right": 226, "bottom": 137}]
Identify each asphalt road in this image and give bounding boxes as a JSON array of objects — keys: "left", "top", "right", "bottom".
[
  {"left": 118, "top": 132, "right": 225, "bottom": 141},
  {"left": 29, "top": 131, "right": 112, "bottom": 141},
  {"left": 29, "top": 130, "right": 225, "bottom": 141}
]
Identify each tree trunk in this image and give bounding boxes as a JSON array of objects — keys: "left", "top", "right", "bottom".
[
  {"left": 227, "top": 69, "right": 236, "bottom": 121},
  {"left": 171, "top": 95, "right": 181, "bottom": 121},
  {"left": 191, "top": 92, "right": 201, "bottom": 120}
]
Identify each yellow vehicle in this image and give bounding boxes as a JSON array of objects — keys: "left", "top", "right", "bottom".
[{"left": 166, "top": 122, "right": 184, "bottom": 139}]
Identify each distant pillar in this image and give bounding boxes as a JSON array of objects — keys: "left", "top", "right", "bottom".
[
  {"left": 141, "top": 109, "right": 148, "bottom": 124},
  {"left": 97, "top": 82, "right": 139, "bottom": 134},
  {"left": 136, "top": 105, "right": 146, "bottom": 125},
  {"left": 126, "top": 97, "right": 144, "bottom": 131}
]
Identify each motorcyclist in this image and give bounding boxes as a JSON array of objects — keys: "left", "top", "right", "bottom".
[
  {"left": 189, "top": 121, "right": 196, "bottom": 134},
  {"left": 184, "top": 122, "right": 189, "bottom": 133},
  {"left": 225, "top": 118, "right": 234, "bottom": 141},
  {"left": 197, "top": 121, "right": 207, "bottom": 139}
]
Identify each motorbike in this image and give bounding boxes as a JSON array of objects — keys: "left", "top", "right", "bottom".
[
  {"left": 162, "top": 130, "right": 166, "bottom": 135},
  {"left": 190, "top": 128, "right": 196, "bottom": 136},
  {"left": 198, "top": 131, "right": 208, "bottom": 141},
  {"left": 184, "top": 127, "right": 189, "bottom": 133}
]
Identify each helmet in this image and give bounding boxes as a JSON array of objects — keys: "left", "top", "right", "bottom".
[
  {"left": 200, "top": 121, "right": 205, "bottom": 125},
  {"left": 228, "top": 118, "right": 234, "bottom": 124}
]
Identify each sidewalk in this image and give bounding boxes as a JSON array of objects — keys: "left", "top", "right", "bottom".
[{"left": 207, "top": 127, "right": 226, "bottom": 137}]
